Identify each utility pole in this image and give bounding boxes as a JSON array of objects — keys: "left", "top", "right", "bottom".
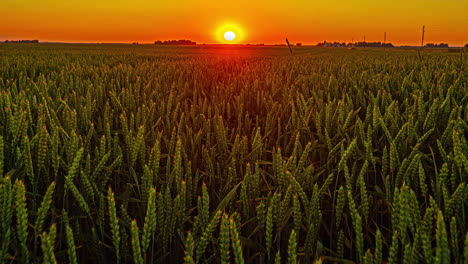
[
  {"left": 421, "top": 25, "right": 425, "bottom": 49},
  {"left": 285, "top": 38, "right": 292, "bottom": 55},
  {"left": 384, "top": 32, "right": 386, "bottom": 44}
]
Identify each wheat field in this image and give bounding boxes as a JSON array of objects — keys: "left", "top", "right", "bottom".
[{"left": 0, "top": 44, "right": 467, "bottom": 263}]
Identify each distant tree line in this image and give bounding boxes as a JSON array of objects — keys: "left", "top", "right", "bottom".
[
  {"left": 243, "top": 43, "right": 266, "bottom": 46},
  {"left": 424, "top": 43, "right": 449, "bottom": 48},
  {"left": 4, "top": 40, "right": 39, "bottom": 43},
  {"left": 154, "top": 40, "right": 196, "bottom": 45},
  {"left": 317, "top": 41, "right": 394, "bottom": 48}
]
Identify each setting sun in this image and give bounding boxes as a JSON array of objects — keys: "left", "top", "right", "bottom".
[
  {"left": 215, "top": 23, "right": 245, "bottom": 44},
  {"left": 224, "top": 31, "right": 236, "bottom": 41}
]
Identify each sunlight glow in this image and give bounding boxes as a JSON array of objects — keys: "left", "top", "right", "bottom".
[{"left": 215, "top": 23, "right": 245, "bottom": 44}]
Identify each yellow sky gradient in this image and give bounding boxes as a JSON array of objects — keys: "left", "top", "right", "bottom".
[{"left": 1, "top": 0, "right": 467, "bottom": 45}]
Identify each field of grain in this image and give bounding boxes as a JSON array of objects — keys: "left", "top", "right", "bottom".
[{"left": 0, "top": 44, "right": 466, "bottom": 263}]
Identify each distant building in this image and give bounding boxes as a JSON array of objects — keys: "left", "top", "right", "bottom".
[
  {"left": 381, "top": 43, "right": 394, "bottom": 48},
  {"left": 424, "top": 43, "right": 449, "bottom": 48}
]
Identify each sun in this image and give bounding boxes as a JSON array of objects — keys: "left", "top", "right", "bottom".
[
  {"left": 224, "top": 31, "right": 236, "bottom": 41},
  {"left": 215, "top": 23, "right": 245, "bottom": 44}
]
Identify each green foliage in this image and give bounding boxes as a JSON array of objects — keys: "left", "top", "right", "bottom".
[
  {"left": 184, "top": 232, "right": 196, "bottom": 264},
  {"left": 375, "top": 229, "right": 382, "bottom": 264},
  {"left": 347, "top": 190, "right": 364, "bottom": 263},
  {"left": 230, "top": 217, "right": 244, "bottom": 264},
  {"left": 65, "top": 224, "right": 78, "bottom": 264},
  {"left": 130, "top": 220, "right": 143, "bottom": 264},
  {"left": 15, "top": 180, "right": 29, "bottom": 264},
  {"left": 35, "top": 182, "right": 55, "bottom": 240},
  {"left": 287, "top": 230, "right": 297, "bottom": 264},
  {"left": 41, "top": 224, "right": 57, "bottom": 264},
  {"left": 196, "top": 210, "right": 222, "bottom": 261},
  {"left": 107, "top": 187, "right": 121, "bottom": 262},
  {"left": 219, "top": 214, "right": 230, "bottom": 264},
  {"left": 141, "top": 187, "right": 157, "bottom": 254},
  {"left": 0, "top": 136, "right": 4, "bottom": 177}
]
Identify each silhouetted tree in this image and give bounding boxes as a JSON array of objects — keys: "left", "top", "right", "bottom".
[
  {"left": 317, "top": 41, "right": 394, "bottom": 48},
  {"left": 425, "top": 43, "right": 449, "bottom": 48},
  {"left": 4, "top": 40, "right": 39, "bottom": 43},
  {"left": 154, "top": 40, "right": 196, "bottom": 45}
]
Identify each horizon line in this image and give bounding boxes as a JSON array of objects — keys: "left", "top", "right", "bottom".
[
  {"left": 2, "top": 37, "right": 467, "bottom": 47},
  {"left": 1, "top": 41, "right": 466, "bottom": 48}
]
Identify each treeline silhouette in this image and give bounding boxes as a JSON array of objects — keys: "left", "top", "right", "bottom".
[
  {"left": 154, "top": 40, "right": 196, "bottom": 45},
  {"left": 4, "top": 40, "right": 39, "bottom": 43},
  {"left": 424, "top": 43, "right": 449, "bottom": 48},
  {"left": 317, "top": 41, "right": 394, "bottom": 48}
]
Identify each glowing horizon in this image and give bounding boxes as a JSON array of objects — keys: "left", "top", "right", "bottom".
[{"left": 1, "top": 0, "right": 467, "bottom": 46}]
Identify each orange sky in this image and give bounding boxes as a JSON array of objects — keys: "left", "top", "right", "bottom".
[{"left": 1, "top": 0, "right": 467, "bottom": 46}]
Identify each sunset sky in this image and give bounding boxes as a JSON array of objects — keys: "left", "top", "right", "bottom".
[{"left": 1, "top": 0, "right": 467, "bottom": 46}]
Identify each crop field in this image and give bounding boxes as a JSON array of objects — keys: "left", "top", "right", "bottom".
[{"left": 0, "top": 44, "right": 467, "bottom": 263}]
